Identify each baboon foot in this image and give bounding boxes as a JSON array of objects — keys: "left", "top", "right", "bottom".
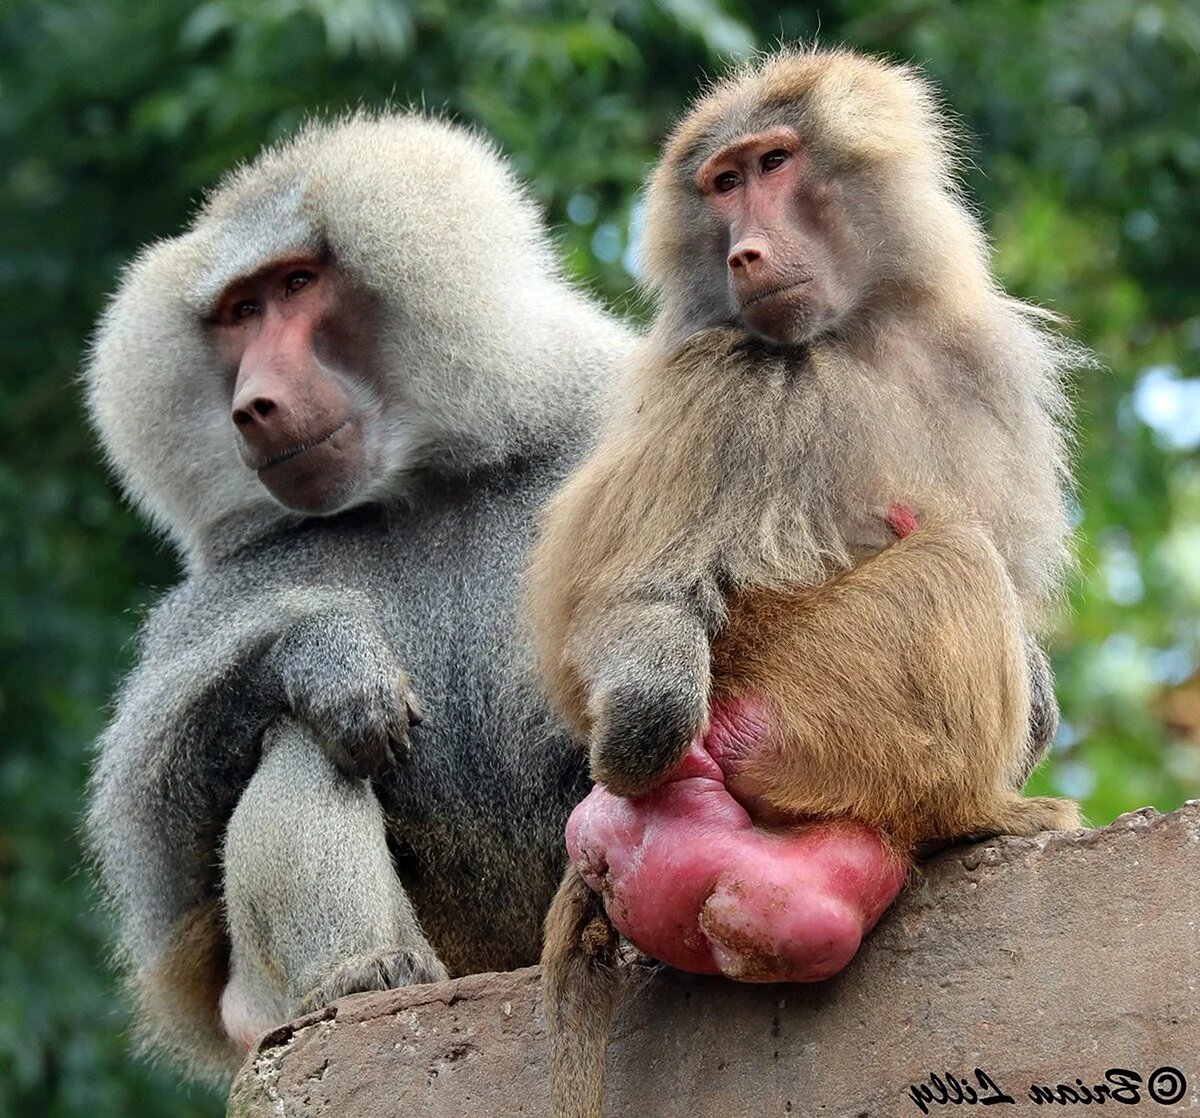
[
  {"left": 299, "top": 948, "right": 448, "bottom": 1013},
  {"left": 986, "top": 794, "right": 1083, "bottom": 838}
]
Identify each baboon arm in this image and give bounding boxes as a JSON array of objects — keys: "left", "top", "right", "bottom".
[
  {"left": 86, "top": 583, "right": 418, "bottom": 1067},
  {"left": 567, "top": 587, "right": 718, "bottom": 797},
  {"left": 88, "top": 638, "right": 276, "bottom": 963},
  {"left": 261, "top": 606, "right": 421, "bottom": 779},
  {"left": 85, "top": 636, "right": 276, "bottom": 1077}
]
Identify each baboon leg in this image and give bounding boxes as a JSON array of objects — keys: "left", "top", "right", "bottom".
[
  {"left": 220, "top": 719, "right": 445, "bottom": 1049},
  {"left": 984, "top": 793, "right": 1083, "bottom": 837}
]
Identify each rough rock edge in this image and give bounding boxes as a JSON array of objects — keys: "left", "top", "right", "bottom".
[
  {"left": 239, "top": 966, "right": 533, "bottom": 1078},
  {"left": 935, "top": 798, "right": 1198, "bottom": 873},
  {"left": 237, "top": 800, "right": 1200, "bottom": 1066}
]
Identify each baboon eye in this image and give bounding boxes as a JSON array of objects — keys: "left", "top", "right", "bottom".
[
  {"left": 760, "top": 150, "right": 790, "bottom": 173},
  {"left": 714, "top": 171, "right": 742, "bottom": 193},
  {"left": 284, "top": 270, "right": 314, "bottom": 295},
  {"left": 231, "top": 299, "right": 259, "bottom": 322}
]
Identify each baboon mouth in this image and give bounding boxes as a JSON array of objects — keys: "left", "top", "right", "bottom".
[
  {"left": 742, "top": 280, "right": 809, "bottom": 308},
  {"left": 258, "top": 417, "right": 354, "bottom": 472}
]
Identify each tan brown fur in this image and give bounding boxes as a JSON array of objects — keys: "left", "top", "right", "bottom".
[
  {"left": 136, "top": 902, "right": 240, "bottom": 1074},
  {"left": 529, "top": 321, "right": 1074, "bottom": 749},
  {"left": 712, "top": 519, "right": 1080, "bottom": 846},
  {"left": 541, "top": 867, "right": 620, "bottom": 1118},
  {"left": 531, "top": 46, "right": 1087, "bottom": 1118}
]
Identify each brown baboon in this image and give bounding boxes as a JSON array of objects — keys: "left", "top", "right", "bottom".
[{"left": 527, "top": 47, "right": 1086, "bottom": 1118}]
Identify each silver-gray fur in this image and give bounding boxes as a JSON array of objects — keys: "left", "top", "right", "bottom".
[
  {"left": 87, "top": 114, "right": 623, "bottom": 566},
  {"left": 221, "top": 723, "right": 448, "bottom": 1042},
  {"left": 84, "top": 113, "right": 633, "bottom": 1080}
]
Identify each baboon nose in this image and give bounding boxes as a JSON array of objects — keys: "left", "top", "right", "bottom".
[
  {"left": 728, "top": 238, "right": 768, "bottom": 271},
  {"left": 232, "top": 396, "right": 278, "bottom": 428}
]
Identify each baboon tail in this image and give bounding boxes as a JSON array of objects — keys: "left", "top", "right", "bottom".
[{"left": 542, "top": 865, "right": 621, "bottom": 1118}]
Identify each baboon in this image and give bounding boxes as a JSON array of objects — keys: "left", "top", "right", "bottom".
[
  {"left": 526, "top": 47, "right": 1086, "bottom": 1118},
  {"left": 84, "top": 113, "right": 634, "bottom": 1080}
]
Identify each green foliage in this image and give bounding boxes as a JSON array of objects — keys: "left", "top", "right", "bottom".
[{"left": 0, "top": 1, "right": 1195, "bottom": 1113}]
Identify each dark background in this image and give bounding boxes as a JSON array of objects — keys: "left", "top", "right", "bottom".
[{"left": 1, "top": 1, "right": 1197, "bottom": 1113}]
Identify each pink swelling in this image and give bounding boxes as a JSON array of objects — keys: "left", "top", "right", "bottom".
[{"left": 566, "top": 699, "right": 907, "bottom": 982}]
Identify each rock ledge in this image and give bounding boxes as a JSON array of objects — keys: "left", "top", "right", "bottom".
[{"left": 229, "top": 803, "right": 1200, "bottom": 1116}]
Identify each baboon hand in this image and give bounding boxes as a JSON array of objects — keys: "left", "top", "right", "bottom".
[
  {"left": 295, "top": 666, "right": 422, "bottom": 780},
  {"left": 268, "top": 611, "right": 423, "bottom": 780},
  {"left": 588, "top": 677, "right": 707, "bottom": 797}
]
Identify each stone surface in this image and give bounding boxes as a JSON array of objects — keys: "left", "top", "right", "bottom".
[{"left": 228, "top": 803, "right": 1200, "bottom": 1117}]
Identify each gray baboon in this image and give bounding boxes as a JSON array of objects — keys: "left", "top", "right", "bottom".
[{"left": 84, "top": 113, "right": 633, "bottom": 1080}]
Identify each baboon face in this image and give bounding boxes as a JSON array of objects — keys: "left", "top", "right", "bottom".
[
  {"left": 209, "top": 259, "right": 379, "bottom": 514},
  {"left": 695, "top": 125, "right": 866, "bottom": 346}
]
